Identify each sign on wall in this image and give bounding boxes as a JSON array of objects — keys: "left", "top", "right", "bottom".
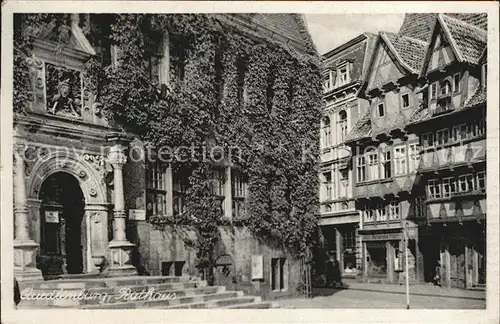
[
  {"left": 251, "top": 255, "right": 264, "bottom": 280},
  {"left": 45, "top": 211, "right": 59, "bottom": 223},
  {"left": 129, "top": 209, "right": 146, "bottom": 221}
]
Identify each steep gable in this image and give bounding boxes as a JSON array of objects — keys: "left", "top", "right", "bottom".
[
  {"left": 422, "top": 23, "right": 457, "bottom": 74},
  {"left": 365, "top": 36, "right": 406, "bottom": 91}
]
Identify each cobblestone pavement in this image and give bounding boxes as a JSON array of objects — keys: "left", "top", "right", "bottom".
[{"left": 278, "top": 281, "right": 486, "bottom": 309}]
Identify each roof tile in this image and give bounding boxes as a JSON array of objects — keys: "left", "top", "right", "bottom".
[
  {"left": 384, "top": 32, "right": 428, "bottom": 72},
  {"left": 345, "top": 110, "right": 372, "bottom": 142}
]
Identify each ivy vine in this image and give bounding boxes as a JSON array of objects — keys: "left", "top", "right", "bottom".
[{"left": 14, "top": 14, "right": 323, "bottom": 271}]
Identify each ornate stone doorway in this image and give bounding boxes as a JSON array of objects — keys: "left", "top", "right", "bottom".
[{"left": 38, "top": 172, "right": 86, "bottom": 276}]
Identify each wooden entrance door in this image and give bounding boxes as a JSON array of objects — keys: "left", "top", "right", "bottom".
[{"left": 449, "top": 240, "right": 466, "bottom": 289}]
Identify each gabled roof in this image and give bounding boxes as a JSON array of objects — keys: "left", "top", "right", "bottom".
[
  {"left": 345, "top": 110, "right": 372, "bottom": 143},
  {"left": 408, "top": 86, "right": 486, "bottom": 125},
  {"left": 382, "top": 32, "right": 428, "bottom": 73},
  {"left": 439, "top": 14, "right": 487, "bottom": 65}
]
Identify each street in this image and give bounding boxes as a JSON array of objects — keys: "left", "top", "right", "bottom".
[{"left": 278, "top": 286, "right": 486, "bottom": 309}]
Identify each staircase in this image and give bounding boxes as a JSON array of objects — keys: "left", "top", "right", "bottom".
[{"left": 17, "top": 276, "right": 279, "bottom": 309}]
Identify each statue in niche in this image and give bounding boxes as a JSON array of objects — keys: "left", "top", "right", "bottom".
[
  {"left": 49, "top": 78, "right": 79, "bottom": 117},
  {"left": 45, "top": 63, "right": 82, "bottom": 118}
]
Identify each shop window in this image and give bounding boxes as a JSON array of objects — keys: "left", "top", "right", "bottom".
[
  {"left": 271, "top": 258, "right": 288, "bottom": 291},
  {"left": 393, "top": 146, "right": 407, "bottom": 176},
  {"left": 146, "top": 162, "right": 168, "bottom": 217},
  {"left": 453, "top": 73, "right": 461, "bottom": 93},
  {"left": 343, "top": 231, "right": 356, "bottom": 272},
  {"left": 366, "top": 242, "right": 387, "bottom": 277},
  {"left": 381, "top": 150, "right": 392, "bottom": 179},
  {"left": 356, "top": 156, "right": 366, "bottom": 182}
]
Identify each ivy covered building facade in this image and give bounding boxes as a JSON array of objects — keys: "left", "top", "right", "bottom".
[
  {"left": 345, "top": 13, "right": 487, "bottom": 289},
  {"left": 13, "top": 13, "right": 322, "bottom": 300}
]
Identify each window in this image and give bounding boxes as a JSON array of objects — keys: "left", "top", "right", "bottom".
[
  {"left": 356, "top": 156, "right": 366, "bottom": 182},
  {"left": 271, "top": 258, "right": 287, "bottom": 291},
  {"left": 337, "top": 65, "right": 350, "bottom": 87},
  {"left": 436, "top": 128, "right": 450, "bottom": 146},
  {"left": 430, "top": 82, "right": 437, "bottom": 100},
  {"left": 338, "top": 110, "right": 348, "bottom": 143},
  {"left": 401, "top": 93, "right": 410, "bottom": 108},
  {"left": 378, "top": 103, "right": 385, "bottom": 117},
  {"left": 367, "top": 152, "right": 379, "bottom": 180},
  {"left": 339, "top": 170, "right": 349, "bottom": 198},
  {"left": 471, "top": 118, "right": 486, "bottom": 137},
  {"left": 458, "top": 174, "right": 474, "bottom": 193},
  {"left": 381, "top": 150, "right": 392, "bottom": 179},
  {"left": 389, "top": 202, "right": 400, "bottom": 220},
  {"left": 211, "top": 169, "right": 226, "bottom": 214},
  {"left": 322, "top": 116, "right": 332, "bottom": 147},
  {"left": 322, "top": 172, "right": 333, "bottom": 200},
  {"left": 170, "top": 36, "right": 187, "bottom": 82},
  {"left": 144, "top": 31, "right": 165, "bottom": 83},
  {"left": 173, "top": 171, "right": 189, "bottom": 216},
  {"left": 442, "top": 177, "right": 456, "bottom": 198},
  {"left": 441, "top": 80, "right": 451, "bottom": 96},
  {"left": 394, "top": 146, "right": 407, "bottom": 176},
  {"left": 427, "top": 179, "right": 441, "bottom": 199},
  {"left": 414, "top": 196, "right": 426, "bottom": 218},
  {"left": 376, "top": 205, "right": 387, "bottom": 222},
  {"left": 453, "top": 73, "right": 460, "bottom": 92},
  {"left": 422, "top": 133, "right": 434, "bottom": 148},
  {"left": 146, "top": 162, "right": 168, "bottom": 217},
  {"left": 231, "top": 171, "right": 247, "bottom": 219},
  {"left": 363, "top": 209, "right": 374, "bottom": 222},
  {"left": 323, "top": 71, "right": 332, "bottom": 91},
  {"left": 452, "top": 124, "right": 467, "bottom": 142},
  {"left": 409, "top": 144, "right": 420, "bottom": 173},
  {"left": 477, "top": 172, "right": 486, "bottom": 191}
]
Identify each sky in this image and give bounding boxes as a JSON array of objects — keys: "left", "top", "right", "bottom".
[{"left": 304, "top": 14, "right": 405, "bottom": 55}]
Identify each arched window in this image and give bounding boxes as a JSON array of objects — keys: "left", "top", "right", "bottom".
[
  {"left": 338, "top": 110, "right": 348, "bottom": 143},
  {"left": 322, "top": 116, "right": 332, "bottom": 147}
]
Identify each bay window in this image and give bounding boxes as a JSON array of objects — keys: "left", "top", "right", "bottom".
[
  {"left": 422, "top": 132, "right": 434, "bottom": 148},
  {"left": 458, "top": 174, "right": 474, "bottom": 193},
  {"left": 436, "top": 128, "right": 449, "bottom": 145},
  {"left": 356, "top": 156, "right": 366, "bottom": 182},
  {"left": 427, "top": 179, "right": 441, "bottom": 199},
  {"left": 477, "top": 172, "right": 486, "bottom": 191},
  {"left": 409, "top": 144, "right": 420, "bottom": 173},
  {"left": 442, "top": 177, "right": 454, "bottom": 198},
  {"left": 430, "top": 82, "right": 437, "bottom": 100}
]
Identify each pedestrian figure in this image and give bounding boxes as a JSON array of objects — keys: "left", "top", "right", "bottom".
[
  {"left": 433, "top": 260, "right": 441, "bottom": 286},
  {"left": 14, "top": 277, "right": 21, "bottom": 307},
  {"left": 332, "top": 258, "right": 343, "bottom": 288},
  {"left": 325, "top": 253, "right": 335, "bottom": 288}
]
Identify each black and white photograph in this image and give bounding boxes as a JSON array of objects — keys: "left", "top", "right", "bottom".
[{"left": 1, "top": 1, "right": 499, "bottom": 323}]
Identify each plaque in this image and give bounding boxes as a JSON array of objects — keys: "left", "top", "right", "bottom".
[
  {"left": 45, "top": 211, "right": 59, "bottom": 223},
  {"left": 129, "top": 209, "right": 146, "bottom": 221},
  {"left": 251, "top": 255, "right": 263, "bottom": 280}
]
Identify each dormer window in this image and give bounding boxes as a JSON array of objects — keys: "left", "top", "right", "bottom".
[
  {"left": 401, "top": 93, "right": 410, "bottom": 109},
  {"left": 335, "top": 61, "right": 351, "bottom": 87},
  {"left": 441, "top": 80, "right": 451, "bottom": 96},
  {"left": 453, "top": 73, "right": 460, "bottom": 93},
  {"left": 430, "top": 82, "right": 437, "bottom": 100},
  {"left": 323, "top": 69, "right": 335, "bottom": 92}
]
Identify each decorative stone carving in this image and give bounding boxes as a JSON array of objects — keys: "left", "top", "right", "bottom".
[
  {"left": 79, "top": 170, "right": 87, "bottom": 178},
  {"left": 45, "top": 62, "right": 82, "bottom": 118},
  {"left": 89, "top": 188, "right": 97, "bottom": 197},
  {"left": 91, "top": 213, "right": 101, "bottom": 224}
]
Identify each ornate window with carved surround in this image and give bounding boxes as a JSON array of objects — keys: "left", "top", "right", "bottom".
[{"left": 44, "top": 62, "right": 83, "bottom": 118}]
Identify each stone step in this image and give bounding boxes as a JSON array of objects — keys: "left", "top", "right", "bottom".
[
  {"left": 163, "top": 294, "right": 257, "bottom": 309},
  {"left": 82, "top": 290, "right": 241, "bottom": 309},
  {"left": 21, "top": 276, "right": 197, "bottom": 289},
  {"left": 224, "top": 301, "right": 280, "bottom": 309},
  {"left": 19, "top": 285, "right": 223, "bottom": 308}
]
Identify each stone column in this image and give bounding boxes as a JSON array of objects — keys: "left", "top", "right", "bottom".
[
  {"left": 106, "top": 144, "right": 137, "bottom": 276},
  {"left": 13, "top": 144, "right": 43, "bottom": 280}
]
